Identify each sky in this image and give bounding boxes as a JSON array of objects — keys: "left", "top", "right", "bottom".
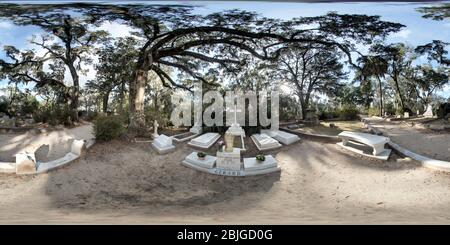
[{"left": 0, "top": 1, "right": 449, "bottom": 97}]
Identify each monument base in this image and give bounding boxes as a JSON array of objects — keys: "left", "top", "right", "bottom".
[{"left": 216, "top": 147, "right": 242, "bottom": 171}]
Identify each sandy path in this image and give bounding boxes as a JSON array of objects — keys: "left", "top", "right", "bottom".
[
  {"left": 1, "top": 139, "right": 450, "bottom": 224},
  {"left": 365, "top": 118, "right": 450, "bottom": 161},
  {"left": 0, "top": 124, "right": 94, "bottom": 162}
]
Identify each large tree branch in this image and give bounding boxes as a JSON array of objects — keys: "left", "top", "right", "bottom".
[
  {"left": 157, "top": 59, "right": 217, "bottom": 87},
  {"left": 178, "top": 51, "right": 241, "bottom": 65},
  {"left": 30, "top": 38, "right": 66, "bottom": 62},
  {"left": 151, "top": 65, "right": 193, "bottom": 92}
]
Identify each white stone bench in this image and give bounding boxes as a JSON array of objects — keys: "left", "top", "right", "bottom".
[
  {"left": 188, "top": 133, "right": 220, "bottom": 149},
  {"left": 243, "top": 155, "right": 280, "bottom": 175},
  {"left": 151, "top": 134, "right": 176, "bottom": 154},
  {"left": 338, "top": 131, "right": 390, "bottom": 158},
  {"left": 250, "top": 133, "right": 282, "bottom": 151},
  {"left": 261, "top": 130, "right": 300, "bottom": 145}
]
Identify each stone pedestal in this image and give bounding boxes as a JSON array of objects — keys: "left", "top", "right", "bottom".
[
  {"left": 304, "top": 109, "right": 319, "bottom": 125},
  {"left": 216, "top": 147, "right": 241, "bottom": 171},
  {"left": 15, "top": 152, "right": 37, "bottom": 175}
]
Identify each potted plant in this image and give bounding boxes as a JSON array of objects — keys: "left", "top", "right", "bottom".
[
  {"left": 217, "top": 140, "right": 225, "bottom": 151},
  {"left": 255, "top": 154, "right": 265, "bottom": 162},
  {"left": 197, "top": 152, "right": 206, "bottom": 160}
]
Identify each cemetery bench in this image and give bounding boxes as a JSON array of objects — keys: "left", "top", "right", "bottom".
[{"left": 338, "top": 131, "right": 389, "bottom": 156}]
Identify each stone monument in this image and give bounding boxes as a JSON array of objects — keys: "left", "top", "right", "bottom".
[
  {"left": 423, "top": 104, "right": 433, "bottom": 117},
  {"left": 304, "top": 109, "right": 319, "bottom": 125},
  {"left": 216, "top": 131, "right": 242, "bottom": 172},
  {"left": 153, "top": 120, "right": 159, "bottom": 137},
  {"left": 225, "top": 100, "right": 246, "bottom": 150}
]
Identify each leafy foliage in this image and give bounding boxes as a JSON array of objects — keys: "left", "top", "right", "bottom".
[{"left": 93, "top": 115, "right": 126, "bottom": 141}]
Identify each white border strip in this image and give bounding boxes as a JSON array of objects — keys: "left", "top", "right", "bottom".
[{"left": 364, "top": 120, "right": 450, "bottom": 172}]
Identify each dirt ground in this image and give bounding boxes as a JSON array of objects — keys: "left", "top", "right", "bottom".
[
  {"left": 365, "top": 117, "right": 450, "bottom": 161},
  {"left": 2, "top": 131, "right": 450, "bottom": 224}
]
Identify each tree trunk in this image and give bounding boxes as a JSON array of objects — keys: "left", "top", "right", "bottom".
[
  {"left": 128, "top": 68, "right": 148, "bottom": 133},
  {"left": 299, "top": 94, "right": 310, "bottom": 120},
  {"left": 102, "top": 90, "right": 110, "bottom": 113},
  {"left": 68, "top": 64, "right": 80, "bottom": 122},
  {"left": 118, "top": 81, "right": 126, "bottom": 113},
  {"left": 376, "top": 76, "right": 384, "bottom": 117},
  {"left": 392, "top": 74, "right": 406, "bottom": 112}
]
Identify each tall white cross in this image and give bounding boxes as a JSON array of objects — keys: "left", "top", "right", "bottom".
[{"left": 228, "top": 102, "right": 242, "bottom": 126}]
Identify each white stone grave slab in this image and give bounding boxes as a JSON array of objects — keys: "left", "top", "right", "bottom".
[
  {"left": 151, "top": 134, "right": 176, "bottom": 154},
  {"left": 188, "top": 133, "right": 220, "bottom": 149},
  {"left": 171, "top": 131, "right": 199, "bottom": 143},
  {"left": 243, "top": 155, "right": 280, "bottom": 175},
  {"left": 182, "top": 152, "right": 217, "bottom": 169},
  {"left": 261, "top": 130, "right": 300, "bottom": 145},
  {"left": 250, "top": 133, "right": 282, "bottom": 151}
]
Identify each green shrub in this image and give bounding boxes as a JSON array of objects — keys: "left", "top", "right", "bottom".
[
  {"left": 395, "top": 107, "right": 404, "bottom": 116},
  {"left": 367, "top": 107, "right": 380, "bottom": 117},
  {"left": 338, "top": 106, "right": 359, "bottom": 120},
  {"left": 93, "top": 115, "right": 125, "bottom": 141},
  {"left": 21, "top": 97, "right": 39, "bottom": 115},
  {"left": 0, "top": 96, "right": 9, "bottom": 115},
  {"left": 256, "top": 155, "right": 266, "bottom": 161},
  {"left": 85, "top": 111, "right": 99, "bottom": 121},
  {"left": 33, "top": 104, "right": 74, "bottom": 126},
  {"left": 318, "top": 108, "right": 340, "bottom": 120},
  {"left": 384, "top": 103, "right": 396, "bottom": 116}
]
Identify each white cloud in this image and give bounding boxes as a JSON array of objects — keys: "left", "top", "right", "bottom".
[
  {"left": 98, "top": 21, "right": 135, "bottom": 38},
  {"left": 392, "top": 29, "right": 411, "bottom": 39},
  {"left": 0, "top": 21, "right": 13, "bottom": 29}
]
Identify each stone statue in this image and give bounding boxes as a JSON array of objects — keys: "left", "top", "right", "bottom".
[{"left": 153, "top": 120, "right": 159, "bottom": 137}]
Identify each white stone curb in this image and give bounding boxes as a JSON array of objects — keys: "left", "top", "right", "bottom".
[
  {"left": 0, "top": 138, "right": 96, "bottom": 175},
  {"left": 364, "top": 120, "right": 450, "bottom": 172}
]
